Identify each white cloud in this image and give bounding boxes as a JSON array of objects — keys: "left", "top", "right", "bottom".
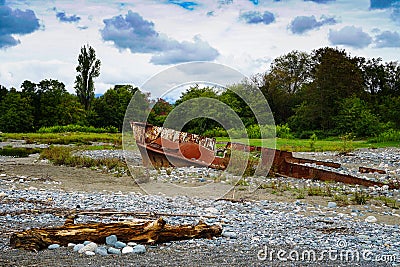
[
  {"left": 0, "top": 0, "right": 399, "bottom": 97},
  {"left": 329, "top": 26, "right": 372, "bottom": 48}
]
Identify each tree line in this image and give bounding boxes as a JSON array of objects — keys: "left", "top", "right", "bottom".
[
  {"left": 256, "top": 47, "right": 400, "bottom": 138},
  {"left": 0, "top": 46, "right": 399, "bottom": 138}
]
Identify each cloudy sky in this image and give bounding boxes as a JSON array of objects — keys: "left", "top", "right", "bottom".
[{"left": 1, "top": 0, "right": 399, "bottom": 94}]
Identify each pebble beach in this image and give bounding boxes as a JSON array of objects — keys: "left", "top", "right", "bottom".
[{"left": 0, "top": 148, "right": 399, "bottom": 266}]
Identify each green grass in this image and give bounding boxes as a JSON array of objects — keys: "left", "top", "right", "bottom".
[
  {"left": 40, "top": 146, "right": 127, "bottom": 176},
  {"left": 216, "top": 137, "right": 400, "bottom": 152},
  {"left": 1, "top": 132, "right": 399, "bottom": 152},
  {"left": 37, "top": 124, "right": 118, "bottom": 134},
  {"left": 0, "top": 146, "right": 42, "bottom": 157},
  {"left": 0, "top": 132, "right": 121, "bottom": 146}
]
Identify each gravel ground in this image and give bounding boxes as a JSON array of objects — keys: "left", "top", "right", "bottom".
[{"left": 0, "top": 147, "right": 400, "bottom": 266}]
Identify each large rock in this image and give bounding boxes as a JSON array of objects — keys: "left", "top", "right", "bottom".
[
  {"left": 95, "top": 246, "right": 108, "bottom": 256},
  {"left": 114, "top": 241, "right": 126, "bottom": 249},
  {"left": 106, "top": 234, "right": 117, "bottom": 246},
  {"left": 108, "top": 247, "right": 121, "bottom": 255},
  {"left": 132, "top": 244, "right": 146, "bottom": 254}
]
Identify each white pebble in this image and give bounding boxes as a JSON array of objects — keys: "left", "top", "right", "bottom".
[{"left": 122, "top": 246, "right": 134, "bottom": 254}]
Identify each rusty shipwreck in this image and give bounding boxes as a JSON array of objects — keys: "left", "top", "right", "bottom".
[{"left": 130, "top": 122, "right": 399, "bottom": 189}]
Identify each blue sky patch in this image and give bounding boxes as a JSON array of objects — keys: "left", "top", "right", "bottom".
[
  {"left": 167, "top": 0, "right": 198, "bottom": 10},
  {"left": 370, "top": 0, "right": 399, "bottom": 9}
]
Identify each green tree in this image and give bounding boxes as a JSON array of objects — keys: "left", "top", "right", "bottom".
[
  {"left": 267, "top": 50, "right": 312, "bottom": 95},
  {"left": 35, "top": 79, "right": 84, "bottom": 128},
  {"left": 0, "top": 89, "right": 34, "bottom": 132},
  {"left": 90, "top": 85, "right": 137, "bottom": 131},
  {"left": 294, "top": 47, "right": 364, "bottom": 132},
  {"left": 173, "top": 85, "right": 221, "bottom": 134},
  {"left": 74, "top": 44, "right": 101, "bottom": 111},
  {"left": 334, "top": 97, "right": 382, "bottom": 137},
  {"left": 382, "top": 61, "right": 400, "bottom": 97},
  {"left": 0, "top": 85, "right": 7, "bottom": 102},
  {"left": 256, "top": 51, "right": 312, "bottom": 125},
  {"left": 376, "top": 96, "right": 400, "bottom": 129},
  {"left": 147, "top": 98, "right": 173, "bottom": 126}
]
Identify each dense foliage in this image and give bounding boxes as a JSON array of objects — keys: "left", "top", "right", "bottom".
[
  {"left": 0, "top": 47, "right": 399, "bottom": 138},
  {"left": 256, "top": 47, "right": 400, "bottom": 138}
]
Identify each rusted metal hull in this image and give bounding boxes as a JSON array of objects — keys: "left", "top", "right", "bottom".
[
  {"left": 131, "top": 122, "right": 397, "bottom": 189},
  {"left": 359, "top": 166, "right": 386, "bottom": 174},
  {"left": 131, "top": 122, "right": 228, "bottom": 170},
  {"left": 137, "top": 142, "right": 211, "bottom": 169}
]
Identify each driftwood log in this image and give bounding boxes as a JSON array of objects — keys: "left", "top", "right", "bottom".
[{"left": 10, "top": 217, "right": 222, "bottom": 251}]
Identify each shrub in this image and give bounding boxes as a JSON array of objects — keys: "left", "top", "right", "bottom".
[
  {"left": 332, "top": 193, "right": 349, "bottom": 206},
  {"left": 307, "top": 185, "right": 332, "bottom": 197},
  {"left": 368, "top": 129, "right": 400, "bottom": 143},
  {"left": 352, "top": 191, "right": 369, "bottom": 205},
  {"left": 339, "top": 133, "right": 355, "bottom": 154},
  {"left": 375, "top": 196, "right": 398, "bottom": 209},
  {"left": 40, "top": 146, "right": 126, "bottom": 170},
  {"left": 309, "top": 133, "right": 318, "bottom": 152},
  {"left": 227, "top": 124, "right": 276, "bottom": 139},
  {"left": 276, "top": 124, "right": 293, "bottom": 139},
  {"left": 203, "top": 127, "right": 228, "bottom": 137},
  {"left": 334, "top": 97, "right": 383, "bottom": 137},
  {"left": 37, "top": 124, "right": 118, "bottom": 134}
]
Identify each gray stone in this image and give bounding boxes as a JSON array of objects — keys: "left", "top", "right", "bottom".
[
  {"left": 365, "top": 215, "right": 377, "bottom": 223},
  {"left": 83, "top": 241, "right": 92, "bottom": 246},
  {"left": 327, "top": 202, "right": 337, "bottom": 208},
  {"left": 73, "top": 244, "right": 84, "bottom": 252},
  {"left": 95, "top": 246, "right": 108, "bottom": 256},
  {"left": 114, "top": 241, "right": 126, "bottom": 248},
  {"left": 108, "top": 247, "right": 121, "bottom": 255},
  {"left": 358, "top": 234, "right": 369, "bottom": 240},
  {"left": 222, "top": 231, "right": 237, "bottom": 239},
  {"left": 48, "top": 244, "right": 60, "bottom": 250},
  {"left": 133, "top": 244, "right": 146, "bottom": 254},
  {"left": 67, "top": 243, "right": 76, "bottom": 247},
  {"left": 106, "top": 234, "right": 117, "bottom": 246},
  {"left": 78, "top": 242, "right": 98, "bottom": 253},
  {"left": 85, "top": 251, "right": 95, "bottom": 256}
]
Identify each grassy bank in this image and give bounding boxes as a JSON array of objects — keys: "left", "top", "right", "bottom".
[
  {"left": 39, "top": 146, "right": 128, "bottom": 176},
  {"left": 216, "top": 137, "right": 400, "bottom": 152},
  {"left": 0, "top": 132, "right": 121, "bottom": 146},
  {"left": 1, "top": 132, "right": 399, "bottom": 152}
]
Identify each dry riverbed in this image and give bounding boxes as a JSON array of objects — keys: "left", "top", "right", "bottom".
[{"left": 0, "top": 148, "right": 399, "bottom": 266}]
